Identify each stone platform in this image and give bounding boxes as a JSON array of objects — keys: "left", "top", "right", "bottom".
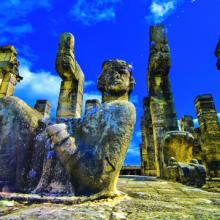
[{"left": 0, "top": 176, "right": 220, "bottom": 219}]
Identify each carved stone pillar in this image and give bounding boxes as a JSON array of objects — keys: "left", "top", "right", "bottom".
[
  {"left": 0, "top": 46, "right": 22, "bottom": 98},
  {"left": 56, "top": 33, "right": 84, "bottom": 118},
  {"left": 147, "top": 25, "right": 178, "bottom": 176},
  {"left": 140, "top": 97, "right": 156, "bottom": 176},
  {"left": 194, "top": 94, "right": 220, "bottom": 177},
  {"left": 34, "top": 100, "right": 51, "bottom": 119}
]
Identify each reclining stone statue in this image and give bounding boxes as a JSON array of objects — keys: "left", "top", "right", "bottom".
[
  {"left": 46, "top": 59, "right": 136, "bottom": 196},
  {"left": 0, "top": 33, "right": 136, "bottom": 197},
  {"left": 165, "top": 157, "right": 206, "bottom": 187}
]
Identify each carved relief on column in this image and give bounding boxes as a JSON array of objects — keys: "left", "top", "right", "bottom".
[{"left": 56, "top": 33, "right": 84, "bottom": 118}]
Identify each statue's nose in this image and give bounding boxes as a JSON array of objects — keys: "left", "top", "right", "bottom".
[{"left": 115, "top": 72, "right": 120, "bottom": 79}]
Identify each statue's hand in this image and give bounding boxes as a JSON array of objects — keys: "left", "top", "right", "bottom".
[{"left": 46, "top": 123, "right": 69, "bottom": 145}]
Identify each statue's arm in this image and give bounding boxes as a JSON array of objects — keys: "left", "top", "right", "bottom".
[{"left": 46, "top": 123, "right": 78, "bottom": 172}]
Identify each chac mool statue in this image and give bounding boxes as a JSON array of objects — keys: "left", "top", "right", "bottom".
[{"left": 46, "top": 59, "right": 136, "bottom": 196}]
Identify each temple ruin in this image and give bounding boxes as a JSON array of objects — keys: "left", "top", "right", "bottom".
[
  {"left": 140, "top": 26, "right": 220, "bottom": 182},
  {"left": 0, "top": 25, "right": 219, "bottom": 199}
]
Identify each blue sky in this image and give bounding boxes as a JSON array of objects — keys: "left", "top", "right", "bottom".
[{"left": 1, "top": 0, "right": 219, "bottom": 165}]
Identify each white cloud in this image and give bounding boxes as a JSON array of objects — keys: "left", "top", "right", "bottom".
[
  {"left": 135, "top": 131, "right": 142, "bottom": 138},
  {"left": 147, "top": 0, "right": 184, "bottom": 24},
  {"left": 14, "top": 59, "right": 61, "bottom": 118},
  {"left": 193, "top": 118, "right": 199, "bottom": 127},
  {"left": 14, "top": 58, "right": 102, "bottom": 119},
  {"left": 177, "top": 119, "right": 181, "bottom": 130},
  {"left": 70, "top": 0, "right": 120, "bottom": 26},
  {"left": 151, "top": 1, "right": 175, "bottom": 17},
  {"left": 0, "top": 0, "right": 51, "bottom": 42},
  {"left": 126, "top": 129, "right": 142, "bottom": 160},
  {"left": 84, "top": 80, "right": 96, "bottom": 87},
  {"left": 130, "top": 95, "right": 139, "bottom": 104},
  {"left": 127, "top": 141, "right": 140, "bottom": 157}
]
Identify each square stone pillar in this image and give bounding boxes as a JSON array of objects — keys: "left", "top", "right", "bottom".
[
  {"left": 0, "top": 46, "right": 22, "bottom": 98},
  {"left": 34, "top": 100, "right": 51, "bottom": 119},
  {"left": 55, "top": 33, "right": 84, "bottom": 119},
  {"left": 194, "top": 94, "right": 220, "bottom": 177}
]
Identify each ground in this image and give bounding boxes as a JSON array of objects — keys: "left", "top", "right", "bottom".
[{"left": 0, "top": 176, "right": 220, "bottom": 220}]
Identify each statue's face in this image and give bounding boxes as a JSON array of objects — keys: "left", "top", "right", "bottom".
[
  {"left": 101, "top": 65, "right": 131, "bottom": 94},
  {"left": 97, "top": 60, "right": 135, "bottom": 97}
]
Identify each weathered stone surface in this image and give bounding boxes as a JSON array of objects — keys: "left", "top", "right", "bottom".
[
  {"left": 47, "top": 60, "right": 136, "bottom": 196},
  {"left": 34, "top": 100, "right": 51, "bottom": 119},
  {"left": 192, "top": 128, "right": 203, "bottom": 162},
  {"left": 0, "top": 96, "right": 43, "bottom": 192},
  {"left": 215, "top": 38, "right": 220, "bottom": 70},
  {"left": 56, "top": 32, "right": 84, "bottom": 118},
  {"left": 85, "top": 99, "right": 101, "bottom": 115},
  {"left": 0, "top": 46, "right": 22, "bottom": 98},
  {"left": 1, "top": 177, "right": 220, "bottom": 220},
  {"left": 162, "top": 131, "right": 194, "bottom": 166},
  {"left": 194, "top": 94, "right": 220, "bottom": 177},
  {"left": 180, "top": 115, "right": 194, "bottom": 133},
  {"left": 141, "top": 26, "right": 207, "bottom": 185},
  {"left": 97, "top": 59, "right": 135, "bottom": 102},
  {"left": 147, "top": 25, "right": 178, "bottom": 177},
  {"left": 180, "top": 115, "right": 203, "bottom": 162},
  {"left": 165, "top": 158, "right": 206, "bottom": 187},
  {"left": 140, "top": 97, "right": 156, "bottom": 176}
]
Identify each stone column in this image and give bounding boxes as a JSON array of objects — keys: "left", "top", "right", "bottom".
[
  {"left": 195, "top": 94, "right": 219, "bottom": 134},
  {"left": 147, "top": 25, "right": 178, "bottom": 176},
  {"left": 140, "top": 116, "right": 148, "bottom": 175},
  {"left": 180, "top": 115, "right": 194, "bottom": 133},
  {"left": 34, "top": 100, "right": 51, "bottom": 119},
  {"left": 194, "top": 94, "right": 220, "bottom": 177},
  {"left": 180, "top": 115, "right": 202, "bottom": 162},
  {"left": 56, "top": 33, "right": 84, "bottom": 119},
  {"left": 0, "top": 46, "right": 22, "bottom": 98},
  {"left": 140, "top": 97, "right": 156, "bottom": 176}
]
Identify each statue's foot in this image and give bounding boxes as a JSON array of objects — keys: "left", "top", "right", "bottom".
[{"left": 88, "top": 189, "right": 125, "bottom": 201}]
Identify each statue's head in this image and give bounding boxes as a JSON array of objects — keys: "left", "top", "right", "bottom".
[
  {"left": 97, "top": 59, "right": 135, "bottom": 101},
  {"left": 58, "top": 32, "right": 74, "bottom": 50},
  {"left": 168, "top": 157, "right": 177, "bottom": 166}
]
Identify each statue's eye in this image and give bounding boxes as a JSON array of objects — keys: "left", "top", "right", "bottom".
[{"left": 119, "top": 70, "right": 129, "bottom": 75}]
